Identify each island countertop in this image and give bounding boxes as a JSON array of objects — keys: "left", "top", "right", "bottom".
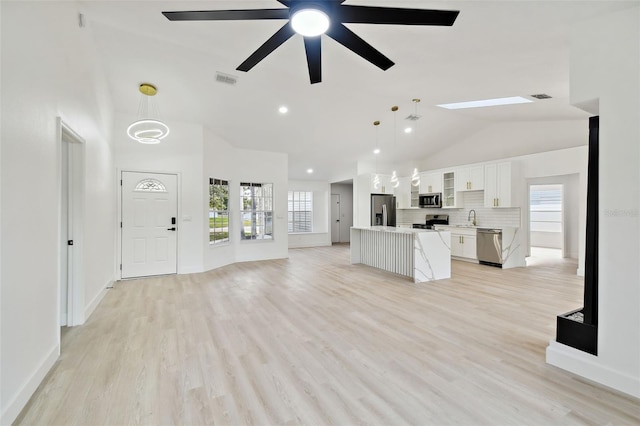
[
  {"left": 351, "top": 225, "right": 440, "bottom": 234},
  {"left": 350, "top": 226, "right": 451, "bottom": 282}
]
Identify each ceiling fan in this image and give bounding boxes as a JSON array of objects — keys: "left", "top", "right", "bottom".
[{"left": 162, "top": 1, "right": 459, "bottom": 84}]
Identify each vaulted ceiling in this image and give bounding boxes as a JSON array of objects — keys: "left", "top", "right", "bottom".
[{"left": 82, "top": 1, "right": 635, "bottom": 180}]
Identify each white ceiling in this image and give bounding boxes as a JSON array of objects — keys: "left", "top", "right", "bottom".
[{"left": 82, "top": 0, "right": 635, "bottom": 181}]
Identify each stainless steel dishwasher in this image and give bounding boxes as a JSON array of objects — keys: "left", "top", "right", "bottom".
[{"left": 477, "top": 228, "right": 503, "bottom": 267}]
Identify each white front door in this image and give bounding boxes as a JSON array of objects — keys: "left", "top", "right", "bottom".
[
  {"left": 121, "top": 172, "right": 178, "bottom": 279},
  {"left": 331, "top": 194, "right": 340, "bottom": 243}
]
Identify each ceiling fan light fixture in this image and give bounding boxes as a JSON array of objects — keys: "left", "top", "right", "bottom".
[{"left": 291, "top": 8, "right": 330, "bottom": 37}]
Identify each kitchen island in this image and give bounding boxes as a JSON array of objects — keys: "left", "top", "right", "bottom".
[{"left": 350, "top": 226, "right": 451, "bottom": 282}]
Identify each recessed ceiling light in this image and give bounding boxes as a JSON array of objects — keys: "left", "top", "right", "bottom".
[
  {"left": 291, "top": 9, "right": 330, "bottom": 37},
  {"left": 307, "top": 168, "right": 314, "bottom": 174},
  {"left": 278, "top": 106, "right": 288, "bottom": 114},
  {"left": 373, "top": 148, "right": 381, "bottom": 154},
  {"left": 436, "top": 96, "right": 533, "bottom": 110},
  {"left": 404, "top": 127, "right": 412, "bottom": 134}
]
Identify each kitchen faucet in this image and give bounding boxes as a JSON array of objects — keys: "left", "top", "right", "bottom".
[{"left": 468, "top": 209, "right": 477, "bottom": 226}]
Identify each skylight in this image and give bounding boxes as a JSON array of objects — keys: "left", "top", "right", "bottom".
[{"left": 436, "top": 96, "right": 533, "bottom": 110}]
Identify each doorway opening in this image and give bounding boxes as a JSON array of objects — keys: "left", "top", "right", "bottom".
[
  {"left": 58, "top": 119, "right": 85, "bottom": 330},
  {"left": 331, "top": 194, "right": 340, "bottom": 243},
  {"left": 529, "top": 184, "right": 564, "bottom": 261},
  {"left": 120, "top": 171, "right": 179, "bottom": 279}
]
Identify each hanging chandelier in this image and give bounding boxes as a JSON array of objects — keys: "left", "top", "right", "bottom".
[
  {"left": 410, "top": 98, "right": 421, "bottom": 186},
  {"left": 127, "top": 83, "right": 170, "bottom": 144},
  {"left": 373, "top": 120, "right": 381, "bottom": 190},
  {"left": 390, "top": 105, "right": 400, "bottom": 188},
  {"left": 412, "top": 167, "right": 421, "bottom": 187}
]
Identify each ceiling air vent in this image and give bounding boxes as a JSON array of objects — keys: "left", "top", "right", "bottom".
[
  {"left": 215, "top": 71, "right": 238, "bottom": 85},
  {"left": 531, "top": 93, "right": 552, "bottom": 99},
  {"left": 405, "top": 114, "right": 421, "bottom": 121}
]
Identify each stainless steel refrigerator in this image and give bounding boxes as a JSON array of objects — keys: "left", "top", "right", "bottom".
[{"left": 371, "top": 194, "right": 396, "bottom": 227}]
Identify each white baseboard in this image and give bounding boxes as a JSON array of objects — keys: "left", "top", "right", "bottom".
[
  {"left": 1, "top": 344, "right": 59, "bottom": 425},
  {"left": 288, "top": 242, "right": 332, "bottom": 249},
  {"left": 179, "top": 266, "right": 205, "bottom": 274},
  {"left": 546, "top": 340, "right": 640, "bottom": 398},
  {"left": 84, "top": 281, "right": 110, "bottom": 321}
]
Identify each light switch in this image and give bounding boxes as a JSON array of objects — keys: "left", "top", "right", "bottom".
[{"left": 182, "top": 215, "right": 192, "bottom": 222}]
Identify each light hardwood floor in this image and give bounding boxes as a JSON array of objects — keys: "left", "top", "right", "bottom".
[{"left": 16, "top": 245, "right": 640, "bottom": 425}]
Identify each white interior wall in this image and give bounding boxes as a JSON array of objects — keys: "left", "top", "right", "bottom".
[
  {"left": 202, "top": 129, "right": 290, "bottom": 268},
  {"left": 547, "top": 6, "right": 640, "bottom": 399},
  {"left": 1, "top": 2, "right": 116, "bottom": 424},
  {"left": 330, "top": 183, "right": 354, "bottom": 243},
  {"left": 114, "top": 113, "right": 205, "bottom": 274},
  {"left": 233, "top": 148, "right": 289, "bottom": 263},
  {"left": 203, "top": 129, "right": 237, "bottom": 271},
  {"left": 288, "top": 180, "right": 331, "bottom": 249}
]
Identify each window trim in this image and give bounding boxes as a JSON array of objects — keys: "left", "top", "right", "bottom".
[
  {"left": 209, "top": 177, "right": 230, "bottom": 245},
  {"left": 287, "top": 190, "right": 313, "bottom": 234},
  {"left": 240, "top": 182, "right": 274, "bottom": 241}
]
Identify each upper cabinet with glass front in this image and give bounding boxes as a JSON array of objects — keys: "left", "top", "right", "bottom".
[{"left": 442, "top": 171, "right": 460, "bottom": 208}]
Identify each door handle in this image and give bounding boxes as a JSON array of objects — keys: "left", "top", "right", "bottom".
[{"left": 167, "top": 227, "right": 176, "bottom": 231}]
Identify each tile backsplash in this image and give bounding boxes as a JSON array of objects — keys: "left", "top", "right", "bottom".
[{"left": 398, "top": 191, "right": 521, "bottom": 228}]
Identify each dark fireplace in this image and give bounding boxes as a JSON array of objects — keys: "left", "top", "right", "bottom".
[{"left": 556, "top": 116, "right": 598, "bottom": 355}]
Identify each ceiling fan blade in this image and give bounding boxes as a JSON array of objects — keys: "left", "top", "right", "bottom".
[
  {"left": 303, "top": 37, "right": 322, "bottom": 84},
  {"left": 326, "top": 24, "right": 394, "bottom": 71},
  {"left": 236, "top": 23, "right": 296, "bottom": 72},
  {"left": 275, "top": 0, "right": 291, "bottom": 5},
  {"left": 162, "top": 9, "right": 289, "bottom": 21},
  {"left": 337, "top": 5, "right": 459, "bottom": 26}
]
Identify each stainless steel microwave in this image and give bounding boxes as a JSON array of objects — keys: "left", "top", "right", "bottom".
[{"left": 419, "top": 193, "right": 442, "bottom": 208}]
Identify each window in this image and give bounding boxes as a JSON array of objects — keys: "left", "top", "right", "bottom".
[
  {"left": 288, "top": 191, "right": 312, "bottom": 233},
  {"left": 209, "top": 178, "right": 229, "bottom": 244},
  {"left": 530, "top": 185, "right": 563, "bottom": 233},
  {"left": 134, "top": 178, "right": 167, "bottom": 192},
  {"left": 240, "top": 182, "right": 273, "bottom": 240}
]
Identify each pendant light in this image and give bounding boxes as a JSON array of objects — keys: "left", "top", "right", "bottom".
[
  {"left": 390, "top": 105, "right": 399, "bottom": 188},
  {"left": 411, "top": 167, "right": 420, "bottom": 187},
  {"left": 410, "top": 98, "right": 421, "bottom": 187},
  {"left": 373, "top": 120, "right": 381, "bottom": 190},
  {"left": 127, "top": 83, "right": 170, "bottom": 144}
]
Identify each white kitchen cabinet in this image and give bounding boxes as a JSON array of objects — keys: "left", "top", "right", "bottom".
[
  {"left": 442, "top": 170, "right": 459, "bottom": 208},
  {"left": 370, "top": 173, "right": 393, "bottom": 194},
  {"left": 460, "top": 234, "right": 477, "bottom": 259},
  {"left": 395, "top": 177, "right": 412, "bottom": 209},
  {"left": 435, "top": 226, "right": 477, "bottom": 261},
  {"left": 484, "top": 162, "right": 511, "bottom": 207},
  {"left": 419, "top": 171, "right": 442, "bottom": 194},
  {"left": 456, "top": 165, "right": 485, "bottom": 192},
  {"left": 451, "top": 232, "right": 476, "bottom": 259}
]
